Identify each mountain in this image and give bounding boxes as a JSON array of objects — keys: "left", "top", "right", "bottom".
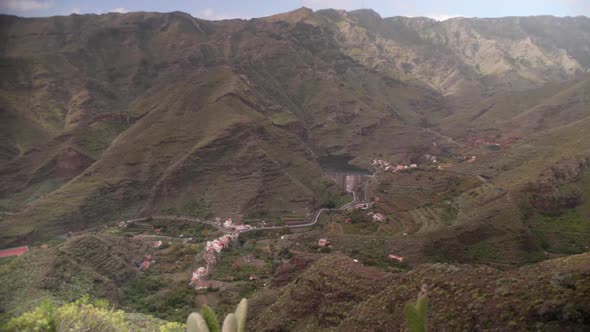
[
  {"left": 326, "top": 10, "right": 590, "bottom": 97},
  {"left": 1, "top": 7, "right": 590, "bottom": 331},
  {"left": 0, "top": 9, "right": 446, "bottom": 245},
  {"left": 0, "top": 8, "right": 589, "bottom": 256}
]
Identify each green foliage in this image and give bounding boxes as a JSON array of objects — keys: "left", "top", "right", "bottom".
[
  {"left": 200, "top": 305, "right": 221, "bottom": 332},
  {"left": 5, "top": 299, "right": 57, "bottom": 332},
  {"left": 159, "top": 321, "right": 185, "bottom": 332},
  {"left": 182, "top": 199, "right": 213, "bottom": 218},
  {"left": 486, "top": 144, "right": 501, "bottom": 151},
  {"left": 186, "top": 298, "right": 248, "bottom": 332},
  {"left": 405, "top": 285, "right": 428, "bottom": 332},
  {"left": 6, "top": 295, "right": 128, "bottom": 332},
  {"left": 57, "top": 296, "right": 127, "bottom": 331},
  {"left": 323, "top": 200, "right": 337, "bottom": 209},
  {"left": 120, "top": 274, "right": 195, "bottom": 322}
]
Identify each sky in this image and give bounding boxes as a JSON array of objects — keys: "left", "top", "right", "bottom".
[{"left": 0, "top": 0, "right": 589, "bottom": 20}]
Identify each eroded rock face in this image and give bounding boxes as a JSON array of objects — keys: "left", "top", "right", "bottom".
[
  {"left": 542, "top": 157, "right": 590, "bottom": 185},
  {"left": 328, "top": 11, "right": 590, "bottom": 96},
  {"left": 522, "top": 157, "right": 590, "bottom": 214}
]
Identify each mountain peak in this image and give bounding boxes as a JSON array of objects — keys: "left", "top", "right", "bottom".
[
  {"left": 349, "top": 8, "right": 382, "bottom": 20},
  {"left": 261, "top": 6, "right": 314, "bottom": 23}
]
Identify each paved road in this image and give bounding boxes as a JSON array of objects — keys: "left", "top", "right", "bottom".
[
  {"left": 340, "top": 191, "right": 357, "bottom": 210},
  {"left": 114, "top": 177, "right": 368, "bottom": 235},
  {"left": 241, "top": 208, "right": 337, "bottom": 233}
]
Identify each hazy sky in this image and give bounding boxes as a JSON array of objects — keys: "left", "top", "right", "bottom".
[{"left": 1, "top": 0, "right": 589, "bottom": 20}]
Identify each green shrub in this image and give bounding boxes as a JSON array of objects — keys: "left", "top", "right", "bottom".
[
  {"left": 5, "top": 299, "right": 57, "bottom": 331},
  {"left": 6, "top": 296, "right": 128, "bottom": 332},
  {"left": 57, "top": 296, "right": 127, "bottom": 331},
  {"left": 159, "top": 321, "right": 185, "bottom": 332}
]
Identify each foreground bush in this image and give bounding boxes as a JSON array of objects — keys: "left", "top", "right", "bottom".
[
  {"left": 5, "top": 296, "right": 247, "bottom": 332},
  {"left": 6, "top": 296, "right": 127, "bottom": 331},
  {"left": 186, "top": 298, "right": 247, "bottom": 332}
]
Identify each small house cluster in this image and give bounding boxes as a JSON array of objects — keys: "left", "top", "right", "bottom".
[
  {"left": 371, "top": 159, "right": 418, "bottom": 174},
  {"left": 368, "top": 212, "right": 385, "bottom": 222},
  {"left": 191, "top": 232, "right": 239, "bottom": 290},
  {"left": 216, "top": 217, "right": 254, "bottom": 232},
  {"left": 423, "top": 154, "right": 438, "bottom": 163},
  {"left": 206, "top": 233, "right": 236, "bottom": 253},
  {"left": 190, "top": 266, "right": 209, "bottom": 290},
  {"left": 318, "top": 238, "right": 330, "bottom": 247},
  {"left": 223, "top": 218, "right": 233, "bottom": 229},
  {"left": 137, "top": 253, "right": 156, "bottom": 271}
]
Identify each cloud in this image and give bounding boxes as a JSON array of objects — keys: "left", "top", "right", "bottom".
[
  {"left": 0, "top": 0, "right": 53, "bottom": 11},
  {"left": 67, "top": 8, "right": 81, "bottom": 15},
  {"left": 111, "top": 7, "right": 128, "bottom": 14},
  {"left": 424, "top": 14, "right": 462, "bottom": 21},
  {"left": 194, "top": 8, "right": 235, "bottom": 20}
]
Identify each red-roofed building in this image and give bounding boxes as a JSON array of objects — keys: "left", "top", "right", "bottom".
[
  {"left": 140, "top": 261, "right": 151, "bottom": 270},
  {"left": 0, "top": 246, "right": 29, "bottom": 258}
]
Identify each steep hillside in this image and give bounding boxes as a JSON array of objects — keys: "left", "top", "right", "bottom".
[
  {"left": 323, "top": 10, "right": 590, "bottom": 97},
  {"left": 0, "top": 234, "right": 148, "bottom": 322},
  {"left": 249, "top": 253, "right": 590, "bottom": 331},
  {"left": 0, "top": 10, "right": 453, "bottom": 245},
  {"left": 1, "top": 9, "right": 589, "bottom": 250},
  {"left": 438, "top": 73, "right": 590, "bottom": 139}
]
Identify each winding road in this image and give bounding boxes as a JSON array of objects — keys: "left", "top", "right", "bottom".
[{"left": 113, "top": 177, "right": 369, "bottom": 236}]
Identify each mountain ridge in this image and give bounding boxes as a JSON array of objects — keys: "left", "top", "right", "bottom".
[{"left": 1, "top": 9, "right": 590, "bottom": 255}]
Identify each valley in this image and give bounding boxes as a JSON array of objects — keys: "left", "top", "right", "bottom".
[{"left": 1, "top": 6, "right": 590, "bottom": 331}]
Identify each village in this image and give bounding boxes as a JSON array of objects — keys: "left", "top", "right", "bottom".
[
  {"left": 189, "top": 218, "right": 252, "bottom": 290},
  {"left": 0, "top": 152, "right": 467, "bottom": 290},
  {"left": 0, "top": 151, "right": 489, "bottom": 309}
]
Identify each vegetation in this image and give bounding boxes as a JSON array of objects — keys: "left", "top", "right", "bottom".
[
  {"left": 406, "top": 284, "right": 429, "bottom": 332},
  {"left": 186, "top": 299, "right": 247, "bottom": 332},
  {"left": 5, "top": 296, "right": 128, "bottom": 332},
  {"left": 121, "top": 273, "right": 195, "bottom": 322},
  {"left": 2, "top": 8, "right": 590, "bottom": 332}
]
